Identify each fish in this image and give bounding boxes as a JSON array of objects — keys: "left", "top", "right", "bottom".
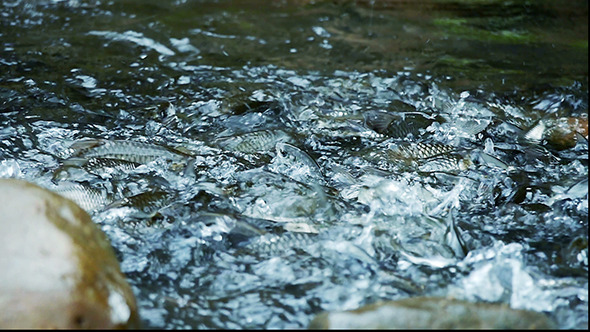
[
  {"left": 225, "top": 212, "right": 321, "bottom": 247},
  {"left": 442, "top": 212, "right": 468, "bottom": 258},
  {"left": 220, "top": 92, "right": 277, "bottom": 115},
  {"left": 233, "top": 166, "right": 341, "bottom": 224},
  {"left": 547, "top": 177, "right": 588, "bottom": 206},
  {"left": 105, "top": 190, "right": 173, "bottom": 214},
  {"left": 386, "top": 142, "right": 472, "bottom": 174},
  {"left": 358, "top": 142, "right": 471, "bottom": 175},
  {"left": 241, "top": 231, "right": 317, "bottom": 255},
  {"left": 388, "top": 212, "right": 467, "bottom": 268},
  {"left": 214, "top": 129, "right": 291, "bottom": 153},
  {"left": 272, "top": 142, "right": 325, "bottom": 183},
  {"left": 363, "top": 109, "right": 441, "bottom": 139},
  {"left": 55, "top": 157, "right": 141, "bottom": 180},
  {"left": 396, "top": 239, "right": 461, "bottom": 268},
  {"left": 276, "top": 142, "right": 321, "bottom": 171},
  {"left": 324, "top": 162, "right": 358, "bottom": 189},
  {"left": 470, "top": 150, "right": 511, "bottom": 170},
  {"left": 449, "top": 118, "right": 491, "bottom": 136},
  {"left": 388, "top": 142, "right": 457, "bottom": 160},
  {"left": 417, "top": 155, "right": 472, "bottom": 174},
  {"left": 66, "top": 138, "right": 192, "bottom": 164},
  {"left": 494, "top": 141, "right": 558, "bottom": 163},
  {"left": 47, "top": 181, "right": 112, "bottom": 212}
]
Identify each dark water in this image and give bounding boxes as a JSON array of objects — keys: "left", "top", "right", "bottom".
[{"left": 0, "top": 0, "right": 587, "bottom": 329}]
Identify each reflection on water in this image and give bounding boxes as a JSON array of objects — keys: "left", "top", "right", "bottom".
[{"left": 0, "top": 0, "right": 588, "bottom": 329}]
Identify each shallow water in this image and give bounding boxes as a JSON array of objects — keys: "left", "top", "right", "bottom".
[{"left": 1, "top": 0, "right": 588, "bottom": 329}]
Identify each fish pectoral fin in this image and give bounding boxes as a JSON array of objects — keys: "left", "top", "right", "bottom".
[{"left": 61, "top": 157, "right": 90, "bottom": 167}]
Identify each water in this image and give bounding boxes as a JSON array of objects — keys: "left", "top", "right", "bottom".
[{"left": 1, "top": 0, "right": 587, "bottom": 329}]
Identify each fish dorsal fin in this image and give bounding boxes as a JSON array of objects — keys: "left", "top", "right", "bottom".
[
  {"left": 364, "top": 110, "right": 396, "bottom": 134},
  {"left": 68, "top": 138, "right": 105, "bottom": 156}
]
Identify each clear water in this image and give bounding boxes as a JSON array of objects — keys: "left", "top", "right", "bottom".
[{"left": 1, "top": 0, "right": 587, "bottom": 329}]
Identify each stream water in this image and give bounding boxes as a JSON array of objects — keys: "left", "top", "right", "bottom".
[{"left": 1, "top": 0, "right": 588, "bottom": 329}]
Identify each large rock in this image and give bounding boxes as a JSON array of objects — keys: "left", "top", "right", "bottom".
[
  {"left": 0, "top": 178, "right": 139, "bottom": 329},
  {"left": 309, "top": 296, "right": 556, "bottom": 329}
]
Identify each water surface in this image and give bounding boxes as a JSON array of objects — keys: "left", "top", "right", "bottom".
[{"left": 0, "top": 0, "right": 587, "bottom": 329}]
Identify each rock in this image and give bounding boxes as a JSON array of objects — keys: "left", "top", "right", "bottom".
[
  {"left": 545, "top": 116, "right": 588, "bottom": 150},
  {"left": 309, "top": 296, "right": 556, "bottom": 329},
  {"left": 524, "top": 116, "right": 589, "bottom": 151},
  {"left": 0, "top": 178, "right": 139, "bottom": 329}
]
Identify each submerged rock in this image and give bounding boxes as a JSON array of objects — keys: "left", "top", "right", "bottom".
[
  {"left": 309, "top": 296, "right": 555, "bottom": 329},
  {"left": 523, "top": 116, "right": 589, "bottom": 151},
  {"left": 0, "top": 178, "right": 139, "bottom": 329}
]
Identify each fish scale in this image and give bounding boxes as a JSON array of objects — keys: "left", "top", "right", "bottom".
[
  {"left": 106, "top": 190, "right": 173, "bottom": 213},
  {"left": 83, "top": 157, "right": 140, "bottom": 172},
  {"left": 49, "top": 181, "right": 112, "bottom": 212},
  {"left": 215, "top": 129, "right": 291, "bottom": 153},
  {"left": 390, "top": 142, "right": 457, "bottom": 160},
  {"left": 418, "top": 155, "right": 472, "bottom": 173},
  {"left": 69, "top": 138, "right": 190, "bottom": 164},
  {"left": 62, "top": 157, "right": 140, "bottom": 173},
  {"left": 364, "top": 110, "right": 439, "bottom": 139},
  {"left": 244, "top": 231, "right": 317, "bottom": 255},
  {"left": 53, "top": 156, "right": 142, "bottom": 181}
]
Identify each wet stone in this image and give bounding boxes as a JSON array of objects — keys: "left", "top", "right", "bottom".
[
  {"left": 309, "top": 296, "right": 556, "bottom": 329},
  {"left": 0, "top": 178, "right": 139, "bottom": 329}
]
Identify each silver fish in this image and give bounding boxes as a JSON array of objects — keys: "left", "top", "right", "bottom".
[
  {"left": 449, "top": 118, "right": 491, "bottom": 136},
  {"left": 372, "top": 142, "right": 474, "bottom": 174},
  {"left": 417, "top": 155, "right": 472, "bottom": 174},
  {"left": 386, "top": 213, "right": 467, "bottom": 268},
  {"left": 215, "top": 129, "right": 291, "bottom": 153},
  {"left": 243, "top": 231, "right": 317, "bottom": 255},
  {"left": 67, "top": 138, "right": 192, "bottom": 164},
  {"left": 494, "top": 141, "right": 558, "bottom": 162},
  {"left": 388, "top": 142, "right": 457, "bottom": 160},
  {"left": 442, "top": 212, "right": 468, "bottom": 258},
  {"left": 273, "top": 142, "right": 325, "bottom": 183},
  {"left": 325, "top": 163, "right": 358, "bottom": 189},
  {"left": 396, "top": 238, "right": 460, "bottom": 268},
  {"left": 105, "top": 190, "right": 173, "bottom": 214},
  {"left": 471, "top": 150, "right": 511, "bottom": 170},
  {"left": 56, "top": 157, "right": 140, "bottom": 179},
  {"left": 48, "top": 181, "right": 112, "bottom": 212},
  {"left": 364, "top": 109, "right": 439, "bottom": 139},
  {"left": 548, "top": 177, "right": 588, "bottom": 206}
]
